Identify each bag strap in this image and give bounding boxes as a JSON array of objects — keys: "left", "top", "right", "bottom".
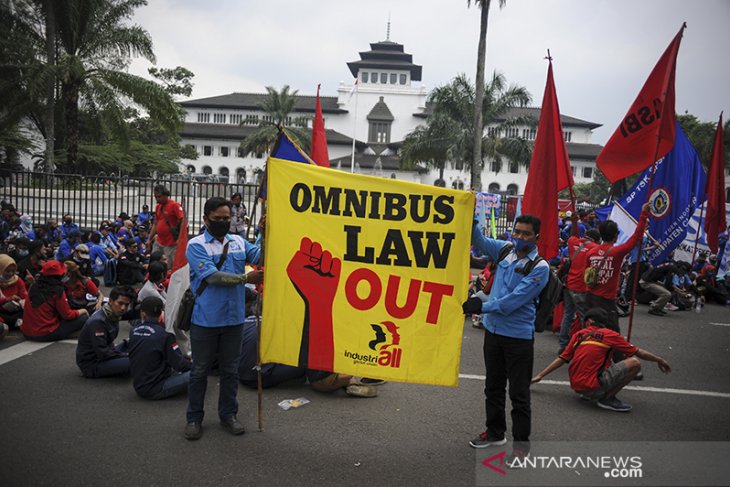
[
  {"left": 570, "top": 241, "right": 589, "bottom": 261},
  {"left": 194, "top": 241, "right": 230, "bottom": 296}
]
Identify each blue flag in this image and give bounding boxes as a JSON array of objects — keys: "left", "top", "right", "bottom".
[
  {"left": 595, "top": 122, "right": 707, "bottom": 265},
  {"left": 258, "top": 130, "right": 315, "bottom": 199}
]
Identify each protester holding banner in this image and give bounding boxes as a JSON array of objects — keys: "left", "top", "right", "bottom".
[
  {"left": 183, "top": 197, "right": 263, "bottom": 441},
  {"left": 466, "top": 214, "right": 549, "bottom": 465}
]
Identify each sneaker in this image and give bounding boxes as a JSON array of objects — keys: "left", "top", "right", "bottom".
[
  {"left": 597, "top": 396, "right": 632, "bottom": 412},
  {"left": 345, "top": 384, "right": 378, "bottom": 397},
  {"left": 648, "top": 308, "right": 666, "bottom": 316},
  {"left": 664, "top": 303, "right": 679, "bottom": 311},
  {"left": 220, "top": 416, "right": 245, "bottom": 436},
  {"left": 633, "top": 371, "right": 644, "bottom": 381},
  {"left": 0, "top": 323, "right": 8, "bottom": 342},
  {"left": 184, "top": 421, "right": 202, "bottom": 440},
  {"left": 14, "top": 318, "right": 22, "bottom": 330},
  {"left": 469, "top": 431, "right": 507, "bottom": 449},
  {"left": 506, "top": 448, "right": 530, "bottom": 469}
]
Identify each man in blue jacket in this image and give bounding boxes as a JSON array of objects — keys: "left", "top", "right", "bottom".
[
  {"left": 128, "top": 296, "right": 191, "bottom": 400},
  {"left": 466, "top": 214, "right": 549, "bottom": 466}
]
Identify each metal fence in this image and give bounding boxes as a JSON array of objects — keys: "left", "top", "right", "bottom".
[{"left": 0, "top": 171, "right": 262, "bottom": 237}]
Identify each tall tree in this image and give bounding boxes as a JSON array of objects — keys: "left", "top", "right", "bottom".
[
  {"left": 678, "top": 113, "right": 730, "bottom": 168},
  {"left": 401, "top": 73, "right": 530, "bottom": 186},
  {"left": 239, "top": 85, "right": 310, "bottom": 157},
  {"left": 53, "top": 0, "right": 181, "bottom": 170},
  {"left": 468, "top": 0, "right": 506, "bottom": 191}
]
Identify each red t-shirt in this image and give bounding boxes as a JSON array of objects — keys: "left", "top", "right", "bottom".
[
  {"left": 21, "top": 293, "right": 80, "bottom": 337},
  {"left": 154, "top": 199, "right": 184, "bottom": 246},
  {"left": 559, "top": 325, "right": 638, "bottom": 391},
  {"left": 565, "top": 236, "right": 597, "bottom": 293},
  {"left": 584, "top": 210, "right": 648, "bottom": 300},
  {"left": 0, "top": 279, "right": 29, "bottom": 304},
  {"left": 64, "top": 278, "right": 99, "bottom": 300}
]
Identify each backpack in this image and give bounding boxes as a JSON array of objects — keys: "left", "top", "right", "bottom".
[
  {"left": 557, "top": 242, "right": 588, "bottom": 283},
  {"left": 520, "top": 257, "right": 564, "bottom": 332},
  {"left": 103, "top": 258, "right": 118, "bottom": 287}
]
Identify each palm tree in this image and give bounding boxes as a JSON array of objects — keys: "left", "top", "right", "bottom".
[
  {"left": 54, "top": 0, "right": 181, "bottom": 170},
  {"left": 239, "top": 85, "right": 311, "bottom": 156},
  {"left": 402, "top": 73, "right": 531, "bottom": 187},
  {"left": 468, "top": 0, "right": 507, "bottom": 191}
]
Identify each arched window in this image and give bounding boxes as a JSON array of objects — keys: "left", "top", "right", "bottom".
[
  {"left": 390, "top": 173, "right": 396, "bottom": 179},
  {"left": 236, "top": 168, "right": 246, "bottom": 184},
  {"left": 202, "top": 165, "right": 212, "bottom": 175},
  {"left": 186, "top": 164, "right": 195, "bottom": 174},
  {"left": 254, "top": 168, "right": 264, "bottom": 185},
  {"left": 219, "top": 167, "right": 229, "bottom": 177},
  {"left": 488, "top": 182, "right": 500, "bottom": 193},
  {"left": 507, "top": 184, "right": 518, "bottom": 195}
]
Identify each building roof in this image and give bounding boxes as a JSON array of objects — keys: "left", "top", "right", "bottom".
[
  {"left": 367, "top": 96, "right": 395, "bottom": 121},
  {"left": 180, "top": 93, "right": 347, "bottom": 114},
  {"left": 413, "top": 103, "right": 601, "bottom": 129},
  {"left": 347, "top": 40, "right": 423, "bottom": 80},
  {"left": 180, "top": 123, "right": 366, "bottom": 148},
  {"left": 329, "top": 153, "right": 428, "bottom": 173},
  {"left": 566, "top": 142, "right": 603, "bottom": 159}
]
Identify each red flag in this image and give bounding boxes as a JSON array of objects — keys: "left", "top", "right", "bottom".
[
  {"left": 310, "top": 84, "right": 330, "bottom": 167},
  {"left": 596, "top": 24, "right": 686, "bottom": 183},
  {"left": 704, "top": 112, "right": 726, "bottom": 254},
  {"left": 522, "top": 56, "right": 574, "bottom": 260}
]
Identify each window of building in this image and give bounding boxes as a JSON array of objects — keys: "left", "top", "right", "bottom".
[
  {"left": 582, "top": 166, "right": 593, "bottom": 179},
  {"left": 244, "top": 114, "right": 259, "bottom": 126},
  {"left": 390, "top": 73, "right": 397, "bottom": 84},
  {"left": 256, "top": 152, "right": 264, "bottom": 159},
  {"left": 490, "top": 160, "right": 500, "bottom": 173},
  {"left": 528, "top": 129, "right": 536, "bottom": 140},
  {"left": 362, "top": 72, "right": 369, "bottom": 83},
  {"left": 368, "top": 121, "right": 391, "bottom": 144},
  {"left": 197, "top": 112, "right": 210, "bottom": 123},
  {"left": 564, "top": 131, "right": 572, "bottom": 142},
  {"left": 262, "top": 115, "right": 273, "bottom": 124},
  {"left": 230, "top": 114, "right": 242, "bottom": 125},
  {"left": 213, "top": 113, "right": 226, "bottom": 124},
  {"left": 220, "top": 146, "right": 229, "bottom": 157},
  {"left": 237, "top": 147, "right": 245, "bottom": 158},
  {"left": 488, "top": 183, "right": 501, "bottom": 193},
  {"left": 219, "top": 167, "right": 229, "bottom": 178},
  {"left": 487, "top": 126, "right": 500, "bottom": 137},
  {"left": 509, "top": 162, "right": 519, "bottom": 174},
  {"left": 371, "top": 72, "right": 378, "bottom": 82},
  {"left": 399, "top": 74, "right": 407, "bottom": 85},
  {"left": 507, "top": 184, "right": 519, "bottom": 195},
  {"left": 236, "top": 168, "right": 246, "bottom": 184},
  {"left": 202, "top": 165, "right": 212, "bottom": 175},
  {"left": 186, "top": 164, "right": 195, "bottom": 173},
  {"left": 380, "top": 73, "right": 387, "bottom": 84},
  {"left": 505, "top": 127, "right": 519, "bottom": 138},
  {"left": 203, "top": 145, "right": 212, "bottom": 156},
  {"left": 390, "top": 173, "right": 397, "bottom": 179},
  {"left": 571, "top": 165, "right": 576, "bottom": 175}
]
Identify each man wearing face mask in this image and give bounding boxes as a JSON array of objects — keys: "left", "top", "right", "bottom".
[
  {"left": 465, "top": 214, "right": 549, "bottom": 467},
  {"left": 60, "top": 214, "right": 80, "bottom": 239},
  {"left": 183, "top": 197, "right": 263, "bottom": 441},
  {"left": 75, "top": 285, "right": 137, "bottom": 378},
  {"left": 147, "top": 185, "right": 184, "bottom": 269}
]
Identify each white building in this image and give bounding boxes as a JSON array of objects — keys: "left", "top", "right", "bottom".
[{"left": 178, "top": 37, "right": 604, "bottom": 193}]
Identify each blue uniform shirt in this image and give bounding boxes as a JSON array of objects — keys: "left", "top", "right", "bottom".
[
  {"left": 187, "top": 231, "right": 260, "bottom": 327},
  {"left": 472, "top": 224, "right": 549, "bottom": 340}
]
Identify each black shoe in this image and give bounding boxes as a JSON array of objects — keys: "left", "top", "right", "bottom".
[
  {"left": 184, "top": 422, "right": 202, "bottom": 440},
  {"left": 648, "top": 308, "right": 666, "bottom": 316},
  {"left": 220, "top": 416, "right": 245, "bottom": 435},
  {"left": 633, "top": 371, "right": 644, "bottom": 381}
]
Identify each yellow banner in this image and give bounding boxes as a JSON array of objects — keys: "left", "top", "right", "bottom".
[{"left": 261, "top": 158, "right": 474, "bottom": 386}]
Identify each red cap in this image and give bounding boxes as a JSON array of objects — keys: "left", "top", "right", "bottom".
[{"left": 40, "top": 260, "right": 66, "bottom": 277}]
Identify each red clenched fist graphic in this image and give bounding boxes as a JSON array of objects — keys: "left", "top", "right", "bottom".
[{"left": 287, "top": 237, "right": 341, "bottom": 370}]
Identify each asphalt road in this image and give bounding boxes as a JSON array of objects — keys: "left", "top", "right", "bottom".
[{"left": 1, "top": 301, "right": 729, "bottom": 486}]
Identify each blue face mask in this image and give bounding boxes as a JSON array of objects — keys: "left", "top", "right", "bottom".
[{"left": 512, "top": 237, "right": 536, "bottom": 254}]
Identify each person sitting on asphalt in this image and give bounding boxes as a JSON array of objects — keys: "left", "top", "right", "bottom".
[
  {"left": 60, "top": 214, "right": 80, "bottom": 240},
  {"left": 57, "top": 229, "right": 81, "bottom": 262},
  {"left": 531, "top": 308, "right": 671, "bottom": 412},
  {"left": 62, "top": 260, "right": 103, "bottom": 314},
  {"left": 128, "top": 296, "right": 191, "bottom": 400},
  {"left": 0, "top": 254, "right": 28, "bottom": 330},
  {"left": 70, "top": 243, "right": 95, "bottom": 279},
  {"left": 98, "top": 224, "right": 120, "bottom": 259},
  {"left": 670, "top": 262, "right": 701, "bottom": 310},
  {"left": 117, "top": 238, "right": 148, "bottom": 285},
  {"left": 86, "top": 233, "right": 109, "bottom": 276},
  {"left": 639, "top": 261, "right": 678, "bottom": 316},
  {"left": 20, "top": 260, "right": 89, "bottom": 341},
  {"left": 75, "top": 285, "right": 137, "bottom": 378},
  {"left": 16, "top": 239, "right": 47, "bottom": 287},
  {"left": 137, "top": 262, "right": 168, "bottom": 305},
  {"left": 17, "top": 214, "right": 36, "bottom": 241},
  {"left": 696, "top": 255, "right": 729, "bottom": 305}
]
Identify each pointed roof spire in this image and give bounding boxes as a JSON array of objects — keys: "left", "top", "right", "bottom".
[{"left": 386, "top": 12, "right": 391, "bottom": 41}]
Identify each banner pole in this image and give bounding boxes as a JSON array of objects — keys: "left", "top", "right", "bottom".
[{"left": 255, "top": 199, "right": 266, "bottom": 432}]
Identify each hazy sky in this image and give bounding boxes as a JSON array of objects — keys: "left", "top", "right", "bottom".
[{"left": 128, "top": 0, "right": 730, "bottom": 144}]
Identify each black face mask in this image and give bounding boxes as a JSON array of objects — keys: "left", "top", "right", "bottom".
[{"left": 207, "top": 220, "right": 229, "bottom": 238}]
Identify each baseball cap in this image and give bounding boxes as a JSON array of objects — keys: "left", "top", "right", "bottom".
[
  {"left": 40, "top": 260, "right": 66, "bottom": 277},
  {"left": 75, "top": 244, "right": 90, "bottom": 260}
]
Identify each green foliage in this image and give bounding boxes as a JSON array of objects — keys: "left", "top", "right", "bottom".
[
  {"left": 678, "top": 113, "right": 729, "bottom": 168},
  {"left": 239, "top": 85, "right": 311, "bottom": 157},
  {"left": 401, "top": 72, "right": 531, "bottom": 184},
  {"left": 148, "top": 66, "right": 195, "bottom": 98},
  {"left": 559, "top": 168, "right": 611, "bottom": 204},
  {"left": 57, "top": 140, "right": 180, "bottom": 176}
]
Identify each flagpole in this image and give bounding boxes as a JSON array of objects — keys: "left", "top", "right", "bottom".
[
  {"left": 350, "top": 84, "right": 358, "bottom": 173},
  {"left": 255, "top": 200, "right": 265, "bottom": 432}
]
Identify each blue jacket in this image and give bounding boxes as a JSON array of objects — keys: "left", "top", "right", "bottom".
[
  {"left": 61, "top": 222, "right": 80, "bottom": 239},
  {"left": 472, "top": 224, "right": 550, "bottom": 340}
]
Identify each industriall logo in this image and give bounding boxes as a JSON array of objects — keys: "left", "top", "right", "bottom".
[{"left": 343, "top": 320, "right": 403, "bottom": 368}]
